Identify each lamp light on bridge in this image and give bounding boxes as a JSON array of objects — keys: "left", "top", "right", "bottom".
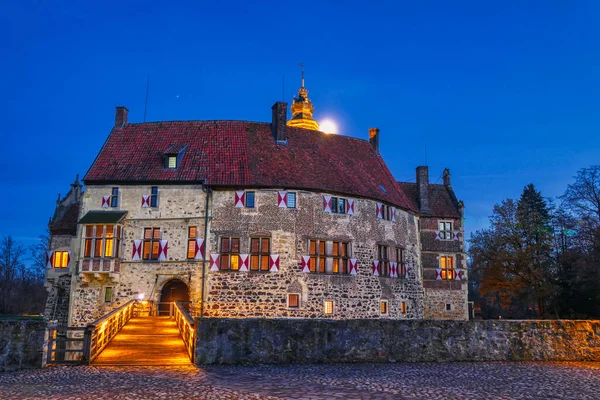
[{"left": 138, "top": 293, "right": 145, "bottom": 301}]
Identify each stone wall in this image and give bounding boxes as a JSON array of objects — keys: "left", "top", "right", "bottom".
[
  {"left": 0, "top": 320, "right": 46, "bottom": 371},
  {"left": 196, "top": 318, "right": 600, "bottom": 364}
]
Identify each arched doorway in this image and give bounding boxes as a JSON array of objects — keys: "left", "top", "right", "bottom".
[{"left": 158, "top": 279, "right": 189, "bottom": 315}]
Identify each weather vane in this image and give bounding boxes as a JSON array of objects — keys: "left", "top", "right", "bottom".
[{"left": 299, "top": 63, "right": 304, "bottom": 87}]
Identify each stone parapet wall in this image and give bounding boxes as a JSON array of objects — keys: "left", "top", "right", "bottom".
[
  {"left": 196, "top": 318, "right": 600, "bottom": 364},
  {"left": 0, "top": 320, "right": 46, "bottom": 372}
]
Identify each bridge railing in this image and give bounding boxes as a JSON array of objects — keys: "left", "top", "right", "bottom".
[
  {"left": 174, "top": 300, "right": 196, "bottom": 363},
  {"left": 83, "top": 299, "right": 136, "bottom": 364}
]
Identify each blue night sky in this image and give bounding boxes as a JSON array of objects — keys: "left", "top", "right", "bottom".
[{"left": 2, "top": 1, "right": 599, "bottom": 247}]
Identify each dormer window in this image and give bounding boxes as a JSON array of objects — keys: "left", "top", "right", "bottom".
[
  {"left": 163, "top": 144, "right": 188, "bottom": 170},
  {"left": 167, "top": 156, "right": 177, "bottom": 169}
]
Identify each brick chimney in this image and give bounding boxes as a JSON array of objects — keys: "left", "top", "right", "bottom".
[
  {"left": 369, "top": 128, "right": 380, "bottom": 153},
  {"left": 271, "top": 102, "right": 288, "bottom": 143},
  {"left": 442, "top": 168, "right": 451, "bottom": 186},
  {"left": 115, "top": 106, "right": 129, "bottom": 128},
  {"left": 416, "top": 166, "right": 432, "bottom": 214}
]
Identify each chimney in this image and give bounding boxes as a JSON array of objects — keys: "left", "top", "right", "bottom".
[
  {"left": 115, "top": 106, "right": 129, "bottom": 128},
  {"left": 443, "top": 168, "right": 451, "bottom": 186},
  {"left": 416, "top": 166, "right": 432, "bottom": 214},
  {"left": 369, "top": 128, "right": 380, "bottom": 153},
  {"left": 271, "top": 102, "right": 288, "bottom": 143}
]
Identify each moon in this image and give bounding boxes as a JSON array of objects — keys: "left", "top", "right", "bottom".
[{"left": 320, "top": 119, "right": 338, "bottom": 134}]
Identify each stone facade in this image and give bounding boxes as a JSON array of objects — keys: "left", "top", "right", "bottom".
[{"left": 196, "top": 318, "right": 600, "bottom": 364}]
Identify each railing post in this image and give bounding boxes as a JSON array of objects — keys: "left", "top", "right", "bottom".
[{"left": 82, "top": 325, "right": 94, "bottom": 365}]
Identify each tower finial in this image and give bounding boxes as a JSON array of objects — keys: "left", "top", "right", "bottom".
[{"left": 299, "top": 63, "right": 304, "bottom": 88}]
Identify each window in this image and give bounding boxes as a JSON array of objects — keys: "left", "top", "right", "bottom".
[
  {"left": 220, "top": 236, "right": 240, "bottom": 271},
  {"left": 324, "top": 300, "right": 334, "bottom": 315},
  {"left": 52, "top": 251, "right": 69, "bottom": 268},
  {"left": 440, "top": 255, "right": 455, "bottom": 280},
  {"left": 377, "top": 245, "right": 390, "bottom": 277},
  {"left": 309, "top": 239, "right": 350, "bottom": 274},
  {"left": 395, "top": 248, "right": 406, "bottom": 278},
  {"left": 104, "top": 287, "right": 113, "bottom": 303},
  {"left": 166, "top": 156, "right": 177, "bottom": 169},
  {"left": 142, "top": 228, "right": 161, "bottom": 260},
  {"left": 245, "top": 191, "right": 255, "bottom": 208},
  {"left": 438, "top": 221, "right": 453, "bottom": 240},
  {"left": 84, "top": 225, "right": 121, "bottom": 258},
  {"left": 110, "top": 188, "right": 119, "bottom": 207},
  {"left": 446, "top": 303, "right": 452, "bottom": 311},
  {"left": 288, "top": 294, "right": 300, "bottom": 308},
  {"left": 286, "top": 192, "right": 296, "bottom": 208},
  {"left": 381, "top": 301, "right": 388, "bottom": 315},
  {"left": 381, "top": 204, "right": 394, "bottom": 221},
  {"left": 187, "top": 227, "right": 197, "bottom": 259},
  {"left": 150, "top": 187, "right": 158, "bottom": 207},
  {"left": 250, "top": 237, "right": 270, "bottom": 271},
  {"left": 401, "top": 301, "right": 407, "bottom": 314},
  {"left": 330, "top": 197, "right": 347, "bottom": 214}
]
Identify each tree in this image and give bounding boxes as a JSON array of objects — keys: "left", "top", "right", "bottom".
[
  {"left": 28, "top": 230, "right": 50, "bottom": 283},
  {"left": 0, "top": 236, "right": 27, "bottom": 314}
]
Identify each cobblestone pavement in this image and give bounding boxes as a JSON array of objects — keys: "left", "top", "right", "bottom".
[{"left": 2, "top": 362, "right": 600, "bottom": 399}]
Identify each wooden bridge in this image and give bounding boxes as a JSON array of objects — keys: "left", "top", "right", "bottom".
[{"left": 46, "top": 301, "right": 197, "bottom": 366}]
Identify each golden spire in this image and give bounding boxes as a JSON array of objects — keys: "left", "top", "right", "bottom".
[{"left": 287, "top": 63, "right": 319, "bottom": 131}]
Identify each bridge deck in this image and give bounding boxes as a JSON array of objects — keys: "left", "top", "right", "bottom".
[{"left": 93, "top": 316, "right": 191, "bottom": 366}]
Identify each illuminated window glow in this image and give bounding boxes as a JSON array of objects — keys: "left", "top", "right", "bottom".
[
  {"left": 288, "top": 294, "right": 300, "bottom": 308},
  {"left": 324, "top": 300, "right": 334, "bottom": 315},
  {"left": 52, "top": 251, "right": 69, "bottom": 268}
]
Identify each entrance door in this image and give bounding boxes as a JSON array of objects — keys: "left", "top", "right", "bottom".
[{"left": 158, "top": 279, "right": 189, "bottom": 316}]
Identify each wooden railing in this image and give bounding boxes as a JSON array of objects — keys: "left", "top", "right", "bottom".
[
  {"left": 174, "top": 300, "right": 196, "bottom": 363},
  {"left": 83, "top": 299, "right": 136, "bottom": 364},
  {"left": 46, "top": 323, "right": 87, "bottom": 365}
]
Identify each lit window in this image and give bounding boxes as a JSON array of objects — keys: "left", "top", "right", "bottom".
[
  {"left": 381, "top": 301, "right": 388, "bottom": 314},
  {"left": 286, "top": 192, "right": 296, "bottom": 208},
  {"left": 288, "top": 294, "right": 300, "bottom": 308},
  {"left": 308, "top": 240, "right": 350, "bottom": 274},
  {"left": 250, "top": 237, "right": 270, "bottom": 271},
  {"left": 438, "top": 221, "right": 453, "bottom": 240},
  {"left": 142, "top": 228, "right": 161, "bottom": 260},
  {"left": 83, "top": 225, "right": 121, "bottom": 259},
  {"left": 150, "top": 187, "right": 158, "bottom": 207},
  {"left": 52, "top": 251, "right": 69, "bottom": 268},
  {"left": 324, "top": 300, "right": 334, "bottom": 315},
  {"left": 110, "top": 188, "right": 119, "bottom": 207},
  {"left": 187, "top": 227, "right": 197, "bottom": 259},
  {"left": 245, "top": 191, "right": 255, "bottom": 208},
  {"left": 440, "top": 255, "right": 455, "bottom": 280},
  {"left": 104, "top": 287, "right": 113, "bottom": 303},
  {"left": 401, "top": 301, "right": 407, "bottom": 314},
  {"left": 167, "top": 156, "right": 177, "bottom": 169},
  {"left": 220, "top": 236, "right": 240, "bottom": 271},
  {"left": 377, "top": 245, "right": 390, "bottom": 277}
]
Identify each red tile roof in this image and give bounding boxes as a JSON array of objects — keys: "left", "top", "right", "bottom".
[
  {"left": 397, "top": 182, "right": 461, "bottom": 218},
  {"left": 84, "top": 121, "right": 415, "bottom": 211}
]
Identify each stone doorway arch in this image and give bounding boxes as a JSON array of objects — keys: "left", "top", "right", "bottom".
[{"left": 158, "top": 279, "right": 189, "bottom": 315}]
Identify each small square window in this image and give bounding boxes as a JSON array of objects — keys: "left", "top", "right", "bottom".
[
  {"left": 104, "top": 287, "right": 113, "bottom": 303},
  {"left": 446, "top": 303, "right": 452, "bottom": 311},
  {"left": 245, "top": 191, "right": 255, "bottom": 208},
  {"left": 287, "top": 192, "right": 296, "bottom": 208},
  {"left": 52, "top": 251, "right": 69, "bottom": 268},
  {"left": 438, "top": 221, "right": 453, "bottom": 240},
  {"left": 324, "top": 300, "right": 334, "bottom": 315},
  {"left": 167, "top": 156, "right": 177, "bottom": 169},
  {"left": 380, "top": 301, "right": 388, "bottom": 314},
  {"left": 288, "top": 293, "right": 300, "bottom": 308},
  {"left": 401, "top": 301, "right": 407, "bottom": 314}
]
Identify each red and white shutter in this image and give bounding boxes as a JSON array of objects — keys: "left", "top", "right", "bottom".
[
  {"left": 46, "top": 251, "right": 53, "bottom": 268},
  {"left": 239, "top": 254, "right": 249, "bottom": 272},
  {"left": 210, "top": 254, "right": 220, "bottom": 271},
  {"left": 436, "top": 268, "right": 442, "bottom": 280},
  {"left": 132, "top": 240, "right": 142, "bottom": 261},
  {"left": 194, "top": 238, "right": 205, "bottom": 260},
  {"left": 391, "top": 207, "right": 396, "bottom": 222},
  {"left": 390, "top": 262, "right": 397, "bottom": 278},
  {"left": 349, "top": 258, "right": 358, "bottom": 275},
  {"left": 235, "top": 191, "right": 245, "bottom": 208},
  {"left": 141, "top": 195, "right": 150, "bottom": 207},
  {"left": 323, "top": 195, "right": 332, "bottom": 212},
  {"left": 376, "top": 203, "right": 383, "bottom": 219},
  {"left": 347, "top": 199, "right": 355, "bottom": 215},
  {"left": 301, "top": 256, "right": 310, "bottom": 273},
  {"left": 453, "top": 232, "right": 461, "bottom": 240},
  {"left": 278, "top": 191, "right": 288, "bottom": 208},
  {"left": 372, "top": 260, "right": 380, "bottom": 276},
  {"left": 66, "top": 251, "right": 71, "bottom": 267},
  {"left": 158, "top": 240, "right": 168, "bottom": 261},
  {"left": 434, "top": 231, "right": 441, "bottom": 240},
  {"left": 269, "top": 254, "right": 280, "bottom": 272},
  {"left": 455, "top": 269, "right": 463, "bottom": 280},
  {"left": 102, "top": 195, "right": 110, "bottom": 208},
  {"left": 404, "top": 264, "right": 410, "bottom": 279}
]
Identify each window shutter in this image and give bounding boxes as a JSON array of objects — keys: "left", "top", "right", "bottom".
[
  {"left": 46, "top": 251, "right": 53, "bottom": 268},
  {"left": 67, "top": 251, "right": 71, "bottom": 267},
  {"left": 323, "top": 195, "right": 332, "bottom": 212},
  {"left": 436, "top": 268, "right": 442, "bottom": 280},
  {"left": 376, "top": 203, "right": 383, "bottom": 219},
  {"left": 301, "top": 256, "right": 310, "bottom": 273},
  {"left": 372, "top": 260, "right": 380, "bottom": 276},
  {"left": 434, "top": 231, "right": 441, "bottom": 240},
  {"left": 455, "top": 269, "right": 463, "bottom": 280},
  {"left": 278, "top": 191, "right": 288, "bottom": 208},
  {"left": 210, "top": 254, "right": 220, "bottom": 271},
  {"left": 235, "top": 191, "right": 245, "bottom": 208},
  {"left": 349, "top": 258, "right": 358, "bottom": 275},
  {"left": 404, "top": 263, "right": 409, "bottom": 279},
  {"left": 453, "top": 231, "right": 460, "bottom": 240},
  {"left": 269, "top": 254, "right": 280, "bottom": 272},
  {"left": 132, "top": 240, "right": 142, "bottom": 261},
  {"left": 194, "top": 239, "right": 205, "bottom": 260},
  {"left": 141, "top": 195, "right": 150, "bottom": 208},
  {"left": 158, "top": 240, "right": 168, "bottom": 261},
  {"left": 347, "top": 199, "right": 355, "bottom": 215},
  {"left": 239, "top": 254, "right": 249, "bottom": 272},
  {"left": 102, "top": 196, "right": 110, "bottom": 208},
  {"left": 391, "top": 207, "right": 396, "bottom": 222},
  {"left": 390, "top": 262, "right": 397, "bottom": 278}
]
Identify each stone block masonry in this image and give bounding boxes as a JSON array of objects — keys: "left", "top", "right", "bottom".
[
  {"left": 195, "top": 318, "right": 600, "bottom": 364},
  {"left": 0, "top": 320, "right": 46, "bottom": 371}
]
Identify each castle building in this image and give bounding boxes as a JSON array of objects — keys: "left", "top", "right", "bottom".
[{"left": 44, "top": 80, "right": 468, "bottom": 327}]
